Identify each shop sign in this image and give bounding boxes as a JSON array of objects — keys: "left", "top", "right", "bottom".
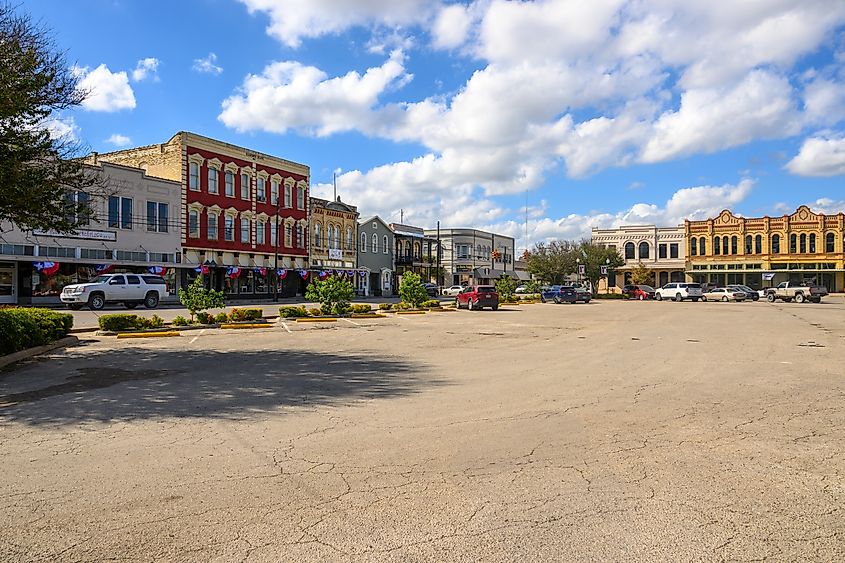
[
  {"left": 762, "top": 272, "right": 776, "bottom": 281},
  {"left": 33, "top": 229, "right": 117, "bottom": 242},
  {"left": 328, "top": 249, "right": 342, "bottom": 260}
]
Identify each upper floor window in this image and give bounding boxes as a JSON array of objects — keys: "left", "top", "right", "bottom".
[
  {"left": 624, "top": 242, "right": 635, "bottom": 259},
  {"left": 240, "top": 173, "right": 250, "bottom": 200},
  {"left": 372, "top": 233, "right": 378, "bottom": 253},
  {"left": 271, "top": 180, "right": 279, "bottom": 205},
  {"left": 334, "top": 226, "right": 340, "bottom": 249},
  {"left": 670, "top": 243, "right": 679, "bottom": 259},
  {"left": 745, "top": 235, "right": 753, "bottom": 254},
  {"left": 315, "top": 223, "right": 322, "bottom": 247},
  {"left": 284, "top": 184, "right": 292, "bottom": 208},
  {"left": 383, "top": 235, "right": 388, "bottom": 254},
  {"left": 790, "top": 234, "right": 798, "bottom": 253},
  {"left": 638, "top": 242, "right": 649, "bottom": 259},
  {"left": 361, "top": 232, "right": 368, "bottom": 252},
  {"left": 224, "top": 216, "right": 235, "bottom": 241},
  {"left": 270, "top": 222, "right": 278, "bottom": 247},
  {"left": 189, "top": 162, "right": 199, "bottom": 191},
  {"left": 208, "top": 168, "right": 219, "bottom": 194},
  {"left": 285, "top": 224, "right": 292, "bottom": 247},
  {"left": 346, "top": 227, "right": 353, "bottom": 250},
  {"left": 108, "top": 196, "right": 133, "bottom": 230},
  {"left": 207, "top": 213, "right": 218, "bottom": 240},
  {"left": 225, "top": 171, "right": 235, "bottom": 197},
  {"left": 755, "top": 235, "right": 762, "bottom": 254},
  {"left": 240, "top": 217, "right": 250, "bottom": 243},
  {"left": 658, "top": 244, "right": 667, "bottom": 259},
  {"left": 730, "top": 236, "right": 737, "bottom": 255},
  {"left": 296, "top": 224, "right": 304, "bottom": 248},
  {"left": 714, "top": 236, "right": 721, "bottom": 255},
  {"left": 809, "top": 233, "right": 816, "bottom": 253},
  {"left": 297, "top": 186, "right": 305, "bottom": 210},
  {"left": 189, "top": 210, "right": 199, "bottom": 238},
  {"left": 257, "top": 177, "right": 266, "bottom": 202},
  {"left": 256, "top": 220, "right": 265, "bottom": 245},
  {"left": 826, "top": 232, "right": 835, "bottom": 253},
  {"left": 771, "top": 234, "right": 780, "bottom": 254},
  {"left": 146, "top": 201, "right": 169, "bottom": 233},
  {"left": 699, "top": 237, "right": 706, "bottom": 255},
  {"left": 690, "top": 237, "right": 697, "bottom": 256}
]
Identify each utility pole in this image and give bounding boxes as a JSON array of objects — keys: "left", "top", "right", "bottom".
[
  {"left": 436, "top": 220, "right": 441, "bottom": 288},
  {"left": 400, "top": 209, "right": 404, "bottom": 224},
  {"left": 273, "top": 198, "right": 280, "bottom": 302},
  {"left": 333, "top": 172, "right": 337, "bottom": 201}
]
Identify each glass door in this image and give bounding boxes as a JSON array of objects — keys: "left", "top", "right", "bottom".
[{"left": 0, "top": 264, "right": 16, "bottom": 304}]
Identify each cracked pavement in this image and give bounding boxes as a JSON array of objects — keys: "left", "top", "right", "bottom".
[{"left": 1, "top": 299, "right": 844, "bottom": 561}]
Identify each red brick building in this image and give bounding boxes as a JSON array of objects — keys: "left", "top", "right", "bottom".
[{"left": 91, "top": 132, "right": 310, "bottom": 297}]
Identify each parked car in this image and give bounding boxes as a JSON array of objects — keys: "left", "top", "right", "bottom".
[
  {"left": 60, "top": 273, "right": 167, "bottom": 310},
  {"left": 541, "top": 285, "right": 591, "bottom": 304},
  {"left": 515, "top": 285, "right": 528, "bottom": 294},
  {"left": 624, "top": 285, "right": 655, "bottom": 300},
  {"left": 727, "top": 284, "right": 759, "bottom": 301},
  {"left": 442, "top": 285, "right": 464, "bottom": 297},
  {"left": 455, "top": 285, "right": 499, "bottom": 310},
  {"left": 701, "top": 287, "right": 746, "bottom": 302},
  {"left": 765, "top": 281, "right": 827, "bottom": 304},
  {"left": 423, "top": 283, "right": 438, "bottom": 297},
  {"left": 654, "top": 282, "right": 703, "bottom": 302}
]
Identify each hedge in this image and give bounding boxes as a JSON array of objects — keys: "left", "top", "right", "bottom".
[
  {"left": 98, "top": 314, "right": 164, "bottom": 332},
  {"left": 0, "top": 308, "right": 74, "bottom": 356},
  {"left": 279, "top": 306, "right": 309, "bottom": 318}
]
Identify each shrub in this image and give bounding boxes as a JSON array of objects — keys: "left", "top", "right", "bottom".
[
  {"left": 422, "top": 300, "right": 441, "bottom": 308},
  {"left": 0, "top": 308, "right": 74, "bottom": 355},
  {"left": 147, "top": 315, "right": 164, "bottom": 329},
  {"left": 196, "top": 311, "right": 213, "bottom": 325},
  {"left": 378, "top": 303, "right": 393, "bottom": 310},
  {"left": 171, "top": 315, "right": 189, "bottom": 326},
  {"left": 308, "top": 307, "right": 323, "bottom": 316},
  {"left": 395, "top": 302, "right": 411, "bottom": 310},
  {"left": 351, "top": 304, "right": 372, "bottom": 313},
  {"left": 495, "top": 275, "right": 517, "bottom": 302},
  {"left": 98, "top": 313, "right": 142, "bottom": 332},
  {"left": 178, "top": 276, "right": 225, "bottom": 321},
  {"left": 214, "top": 312, "right": 229, "bottom": 323},
  {"left": 279, "top": 306, "right": 308, "bottom": 318},
  {"left": 305, "top": 276, "right": 354, "bottom": 315},
  {"left": 243, "top": 308, "right": 263, "bottom": 321},
  {"left": 334, "top": 303, "right": 352, "bottom": 316},
  {"left": 595, "top": 292, "right": 625, "bottom": 299},
  {"left": 398, "top": 272, "right": 428, "bottom": 308},
  {"left": 228, "top": 307, "right": 247, "bottom": 322}
]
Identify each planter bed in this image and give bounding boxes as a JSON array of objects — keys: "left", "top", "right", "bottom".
[
  {"left": 98, "top": 323, "right": 220, "bottom": 336},
  {"left": 116, "top": 331, "right": 181, "bottom": 339},
  {"left": 220, "top": 323, "right": 274, "bottom": 329},
  {"left": 350, "top": 313, "right": 387, "bottom": 319},
  {"left": 395, "top": 310, "right": 427, "bottom": 315},
  {"left": 294, "top": 317, "right": 338, "bottom": 323}
]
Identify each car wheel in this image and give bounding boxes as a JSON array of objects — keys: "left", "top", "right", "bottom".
[
  {"left": 655, "top": 293, "right": 662, "bottom": 301},
  {"left": 88, "top": 293, "right": 105, "bottom": 310},
  {"left": 468, "top": 299, "right": 474, "bottom": 310},
  {"left": 144, "top": 292, "right": 160, "bottom": 309},
  {"left": 638, "top": 294, "right": 644, "bottom": 301},
  {"left": 492, "top": 304, "right": 499, "bottom": 311},
  {"left": 701, "top": 296, "right": 707, "bottom": 302},
  {"left": 692, "top": 298, "right": 700, "bottom": 302},
  {"left": 795, "top": 293, "right": 805, "bottom": 304},
  {"left": 767, "top": 293, "right": 775, "bottom": 303},
  {"left": 68, "top": 303, "right": 83, "bottom": 311},
  {"left": 721, "top": 296, "right": 728, "bottom": 302},
  {"left": 553, "top": 296, "right": 560, "bottom": 304},
  {"left": 540, "top": 296, "right": 546, "bottom": 303}
]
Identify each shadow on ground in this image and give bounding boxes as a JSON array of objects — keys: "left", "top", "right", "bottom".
[{"left": 0, "top": 348, "right": 436, "bottom": 425}]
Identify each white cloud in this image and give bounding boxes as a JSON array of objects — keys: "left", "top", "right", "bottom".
[
  {"left": 192, "top": 53, "right": 223, "bottom": 75},
  {"left": 807, "top": 198, "right": 845, "bottom": 215},
  {"left": 74, "top": 64, "right": 136, "bottom": 112},
  {"left": 803, "top": 75, "right": 845, "bottom": 126},
  {"left": 239, "top": 0, "right": 436, "bottom": 48},
  {"left": 786, "top": 134, "right": 845, "bottom": 176},
  {"left": 431, "top": 3, "right": 474, "bottom": 50},
  {"left": 132, "top": 58, "right": 160, "bottom": 82},
  {"left": 42, "top": 116, "right": 80, "bottom": 143},
  {"left": 219, "top": 50, "right": 411, "bottom": 135},
  {"left": 106, "top": 134, "right": 132, "bottom": 147}
]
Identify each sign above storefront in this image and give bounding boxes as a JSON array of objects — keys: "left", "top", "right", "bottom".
[
  {"left": 328, "top": 249, "right": 342, "bottom": 260},
  {"left": 33, "top": 229, "right": 117, "bottom": 242}
]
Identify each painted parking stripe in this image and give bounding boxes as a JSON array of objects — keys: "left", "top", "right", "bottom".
[{"left": 341, "top": 318, "right": 362, "bottom": 326}]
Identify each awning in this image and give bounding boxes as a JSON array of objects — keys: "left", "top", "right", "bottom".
[{"left": 471, "top": 268, "right": 519, "bottom": 279}]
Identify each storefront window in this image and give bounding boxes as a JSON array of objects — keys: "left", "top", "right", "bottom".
[
  {"left": 240, "top": 271, "right": 255, "bottom": 294},
  {"left": 255, "top": 271, "right": 267, "bottom": 293}
]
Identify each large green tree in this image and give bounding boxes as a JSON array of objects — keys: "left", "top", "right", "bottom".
[
  {"left": 576, "top": 241, "right": 625, "bottom": 293},
  {"left": 525, "top": 240, "right": 578, "bottom": 284},
  {"left": 0, "top": 4, "right": 101, "bottom": 232}
]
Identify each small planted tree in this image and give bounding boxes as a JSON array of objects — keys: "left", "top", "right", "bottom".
[
  {"left": 630, "top": 262, "right": 654, "bottom": 286},
  {"left": 305, "top": 275, "right": 354, "bottom": 315},
  {"left": 495, "top": 275, "right": 517, "bottom": 301},
  {"left": 398, "top": 272, "right": 428, "bottom": 308},
  {"left": 178, "top": 276, "right": 225, "bottom": 322}
]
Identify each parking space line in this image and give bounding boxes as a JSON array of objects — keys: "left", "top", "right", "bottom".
[
  {"left": 341, "top": 318, "right": 362, "bottom": 326},
  {"left": 189, "top": 329, "right": 206, "bottom": 344},
  {"left": 281, "top": 321, "right": 292, "bottom": 333}
]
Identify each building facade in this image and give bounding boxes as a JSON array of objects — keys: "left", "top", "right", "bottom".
[
  {"left": 426, "top": 228, "right": 515, "bottom": 286},
  {"left": 685, "top": 206, "right": 845, "bottom": 292},
  {"left": 391, "top": 224, "right": 437, "bottom": 284},
  {"left": 309, "top": 196, "right": 358, "bottom": 270},
  {"left": 90, "top": 131, "right": 310, "bottom": 298},
  {"left": 0, "top": 162, "right": 182, "bottom": 305},
  {"left": 357, "top": 216, "right": 394, "bottom": 296},
  {"left": 591, "top": 225, "right": 686, "bottom": 290}
]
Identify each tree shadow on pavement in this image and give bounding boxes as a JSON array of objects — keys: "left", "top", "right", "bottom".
[{"left": 0, "top": 348, "right": 438, "bottom": 425}]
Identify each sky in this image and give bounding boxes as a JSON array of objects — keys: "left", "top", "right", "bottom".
[{"left": 25, "top": 0, "right": 845, "bottom": 251}]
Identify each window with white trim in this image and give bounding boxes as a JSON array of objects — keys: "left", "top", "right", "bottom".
[
  {"left": 271, "top": 180, "right": 279, "bottom": 205},
  {"left": 189, "top": 209, "right": 199, "bottom": 238},
  {"left": 240, "top": 173, "right": 250, "bottom": 200},
  {"left": 257, "top": 220, "right": 265, "bottom": 244},
  {"left": 372, "top": 233, "right": 378, "bottom": 253},
  {"left": 383, "top": 235, "right": 388, "bottom": 254},
  {"left": 146, "top": 201, "right": 169, "bottom": 233},
  {"left": 297, "top": 186, "right": 305, "bottom": 209},
  {"left": 284, "top": 184, "right": 292, "bottom": 208},
  {"left": 334, "top": 226, "right": 340, "bottom": 249},
  {"left": 315, "top": 223, "right": 322, "bottom": 247},
  {"left": 361, "top": 232, "right": 367, "bottom": 252},
  {"left": 208, "top": 168, "right": 219, "bottom": 194},
  {"left": 189, "top": 162, "right": 199, "bottom": 191},
  {"left": 207, "top": 213, "right": 218, "bottom": 240},
  {"left": 270, "top": 222, "right": 278, "bottom": 247},
  {"left": 224, "top": 216, "right": 234, "bottom": 241},
  {"left": 257, "top": 177, "right": 266, "bottom": 202},
  {"left": 225, "top": 171, "right": 235, "bottom": 197},
  {"left": 296, "top": 224, "right": 304, "bottom": 248},
  {"left": 285, "top": 224, "right": 292, "bottom": 247},
  {"left": 346, "top": 227, "right": 353, "bottom": 250},
  {"left": 240, "top": 217, "right": 250, "bottom": 243},
  {"left": 108, "top": 196, "right": 133, "bottom": 229}
]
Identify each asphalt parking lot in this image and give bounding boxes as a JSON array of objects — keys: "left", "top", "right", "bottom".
[{"left": 2, "top": 300, "right": 844, "bottom": 561}]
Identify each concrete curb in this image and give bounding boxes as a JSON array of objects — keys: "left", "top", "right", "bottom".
[
  {"left": 0, "top": 336, "right": 80, "bottom": 370},
  {"left": 220, "top": 323, "right": 274, "bottom": 329},
  {"left": 116, "top": 331, "right": 181, "bottom": 339},
  {"left": 295, "top": 318, "right": 338, "bottom": 323},
  {"left": 396, "top": 311, "right": 427, "bottom": 315}
]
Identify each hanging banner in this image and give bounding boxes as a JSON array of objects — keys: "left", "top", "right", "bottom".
[
  {"left": 226, "top": 266, "right": 242, "bottom": 279},
  {"left": 194, "top": 264, "right": 210, "bottom": 275},
  {"left": 762, "top": 272, "right": 776, "bottom": 281},
  {"left": 298, "top": 269, "right": 309, "bottom": 280},
  {"left": 318, "top": 270, "right": 330, "bottom": 280},
  {"left": 147, "top": 266, "right": 167, "bottom": 276},
  {"left": 347, "top": 270, "right": 355, "bottom": 277},
  {"left": 254, "top": 267, "right": 267, "bottom": 276},
  {"left": 277, "top": 268, "right": 288, "bottom": 279},
  {"left": 578, "top": 264, "right": 586, "bottom": 275},
  {"left": 94, "top": 264, "right": 113, "bottom": 275},
  {"left": 33, "top": 261, "right": 60, "bottom": 276},
  {"left": 359, "top": 270, "right": 367, "bottom": 278}
]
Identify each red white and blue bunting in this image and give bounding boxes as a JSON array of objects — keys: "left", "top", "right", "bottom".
[
  {"left": 94, "top": 264, "right": 113, "bottom": 274},
  {"left": 226, "top": 266, "right": 242, "bottom": 279},
  {"left": 33, "top": 261, "right": 60, "bottom": 276},
  {"left": 277, "top": 268, "right": 288, "bottom": 279},
  {"left": 194, "top": 264, "right": 210, "bottom": 275},
  {"left": 298, "top": 269, "right": 309, "bottom": 280},
  {"left": 253, "top": 267, "right": 267, "bottom": 277},
  {"left": 147, "top": 266, "right": 167, "bottom": 276}
]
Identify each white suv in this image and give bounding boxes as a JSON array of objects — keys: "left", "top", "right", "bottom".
[
  {"left": 61, "top": 274, "right": 168, "bottom": 310},
  {"left": 655, "top": 282, "right": 703, "bottom": 302}
]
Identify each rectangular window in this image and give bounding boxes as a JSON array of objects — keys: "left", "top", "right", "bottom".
[
  {"left": 257, "top": 221, "right": 265, "bottom": 244},
  {"left": 284, "top": 185, "right": 292, "bottom": 208},
  {"left": 119, "top": 197, "right": 133, "bottom": 229},
  {"left": 207, "top": 214, "right": 218, "bottom": 240},
  {"left": 147, "top": 201, "right": 157, "bottom": 231},
  {"left": 241, "top": 173, "right": 250, "bottom": 199},
  {"left": 189, "top": 162, "right": 199, "bottom": 190},
  {"left": 271, "top": 181, "right": 279, "bottom": 205},
  {"left": 225, "top": 216, "right": 234, "bottom": 241},
  {"left": 270, "top": 223, "right": 278, "bottom": 247},
  {"left": 257, "top": 177, "right": 266, "bottom": 202},
  {"left": 225, "top": 171, "right": 234, "bottom": 197},
  {"left": 72, "top": 191, "right": 90, "bottom": 226},
  {"left": 241, "top": 218, "right": 250, "bottom": 243},
  {"left": 670, "top": 243, "right": 678, "bottom": 259},
  {"left": 80, "top": 248, "right": 110, "bottom": 260},
  {"left": 189, "top": 210, "right": 199, "bottom": 238},
  {"left": 658, "top": 244, "right": 667, "bottom": 259},
  {"left": 208, "top": 168, "right": 218, "bottom": 194},
  {"left": 158, "top": 203, "right": 168, "bottom": 233},
  {"left": 297, "top": 186, "right": 305, "bottom": 209},
  {"left": 285, "top": 224, "right": 292, "bottom": 247},
  {"left": 108, "top": 196, "right": 119, "bottom": 228}
]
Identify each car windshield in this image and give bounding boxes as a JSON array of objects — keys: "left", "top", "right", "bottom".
[
  {"left": 91, "top": 275, "right": 112, "bottom": 284},
  {"left": 477, "top": 286, "right": 495, "bottom": 292},
  {"left": 684, "top": 283, "right": 701, "bottom": 288},
  {"left": 639, "top": 286, "right": 655, "bottom": 292}
]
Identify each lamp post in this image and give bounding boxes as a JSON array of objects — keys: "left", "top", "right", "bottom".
[
  {"left": 273, "top": 197, "right": 280, "bottom": 302},
  {"left": 604, "top": 257, "right": 610, "bottom": 294},
  {"left": 576, "top": 257, "right": 581, "bottom": 286}
]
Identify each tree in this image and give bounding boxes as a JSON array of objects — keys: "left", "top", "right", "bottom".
[
  {"left": 178, "top": 277, "right": 225, "bottom": 322},
  {"left": 305, "top": 275, "right": 354, "bottom": 315},
  {"left": 577, "top": 241, "right": 625, "bottom": 294},
  {"left": 525, "top": 240, "right": 578, "bottom": 284},
  {"left": 629, "top": 261, "right": 654, "bottom": 286},
  {"left": 495, "top": 275, "right": 517, "bottom": 301},
  {"left": 398, "top": 271, "right": 428, "bottom": 307},
  {"left": 0, "top": 4, "right": 103, "bottom": 232}
]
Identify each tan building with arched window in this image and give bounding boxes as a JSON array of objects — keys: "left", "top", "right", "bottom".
[
  {"left": 685, "top": 206, "right": 845, "bottom": 292},
  {"left": 309, "top": 196, "right": 358, "bottom": 271}
]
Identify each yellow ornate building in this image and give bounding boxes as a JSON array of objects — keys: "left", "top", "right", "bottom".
[
  {"left": 685, "top": 206, "right": 845, "bottom": 292},
  {"left": 308, "top": 196, "right": 358, "bottom": 270}
]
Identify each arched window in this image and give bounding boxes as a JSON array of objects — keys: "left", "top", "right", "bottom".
[
  {"left": 691, "top": 237, "right": 697, "bottom": 256},
  {"left": 334, "top": 226, "right": 340, "bottom": 249},
  {"left": 315, "top": 223, "right": 322, "bottom": 247},
  {"left": 477, "top": 244, "right": 482, "bottom": 259},
  {"left": 799, "top": 233, "right": 806, "bottom": 253},
  {"left": 826, "top": 232, "right": 835, "bottom": 253},
  {"left": 361, "top": 232, "right": 367, "bottom": 252},
  {"left": 699, "top": 237, "right": 706, "bottom": 255},
  {"left": 731, "top": 236, "right": 738, "bottom": 255},
  {"left": 346, "top": 227, "right": 353, "bottom": 250},
  {"left": 723, "top": 236, "right": 729, "bottom": 255},
  {"left": 638, "top": 242, "right": 649, "bottom": 259},
  {"left": 372, "top": 233, "right": 378, "bottom": 253},
  {"left": 659, "top": 271, "right": 669, "bottom": 286},
  {"left": 624, "top": 242, "right": 635, "bottom": 259},
  {"left": 240, "top": 217, "right": 250, "bottom": 243},
  {"left": 755, "top": 235, "right": 762, "bottom": 254},
  {"left": 809, "top": 233, "right": 816, "bottom": 253},
  {"left": 414, "top": 241, "right": 421, "bottom": 258},
  {"left": 790, "top": 234, "right": 797, "bottom": 253},
  {"left": 404, "top": 241, "right": 411, "bottom": 257},
  {"left": 771, "top": 234, "right": 780, "bottom": 254},
  {"left": 188, "top": 209, "right": 199, "bottom": 237},
  {"left": 745, "top": 235, "right": 752, "bottom": 254},
  {"left": 383, "top": 235, "right": 388, "bottom": 254},
  {"left": 714, "top": 236, "right": 721, "bottom": 255}
]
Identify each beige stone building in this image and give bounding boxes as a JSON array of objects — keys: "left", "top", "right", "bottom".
[
  {"left": 309, "top": 196, "right": 358, "bottom": 270},
  {"left": 591, "top": 225, "right": 686, "bottom": 290}
]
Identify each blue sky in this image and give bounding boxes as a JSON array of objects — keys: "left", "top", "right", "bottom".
[{"left": 26, "top": 0, "right": 845, "bottom": 250}]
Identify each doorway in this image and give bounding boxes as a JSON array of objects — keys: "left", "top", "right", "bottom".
[{"left": 0, "top": 263, "right": 17, "bottom": 304}]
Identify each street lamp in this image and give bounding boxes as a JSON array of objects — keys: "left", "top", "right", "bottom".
[
  {"left": 576, "top": 257, "right": 581, "bottom": 286},
  {"left": 273, "top": 196, "right": 281, "bottom": 302}
]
